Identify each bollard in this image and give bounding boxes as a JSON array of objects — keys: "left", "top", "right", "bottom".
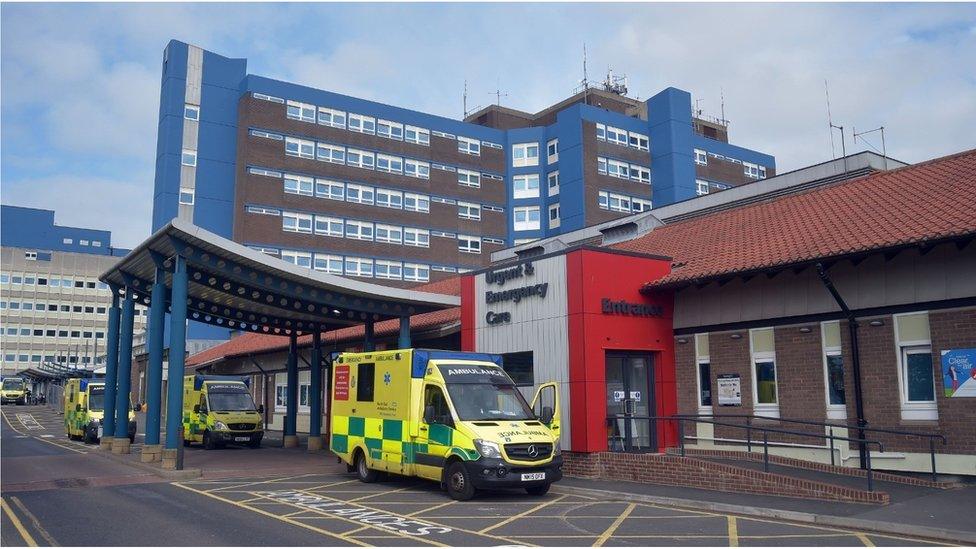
[
  {"left": 762, "top": 431, "right": 770, "bottom": 472},
  {"left": 829, "top": 427, "right": 836, "bottom": 467}
]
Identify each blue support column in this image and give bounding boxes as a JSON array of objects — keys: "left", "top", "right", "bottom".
[
  {"left": 100, "top": 290, "right": 121, "bottom": 448},
  {"left": 398, "top": 316, "right": 411, "bottom": 349},
  {"left": 113, "top": 286, "right": 136, "bottom": 451},
  {"left": 284, "top": 334, "right": 299, "bottom": 448},
  {"left": 164, "top": 254, "right": 188, "bottom": 454},
  {"left": 144, "top": 266, "right": 167, "bottom": 448},
  {"left": 364, "top": 320, "right": 375, "bottom": 352},
  {"left": 308, "top": 332, "right": 323, "bottom": 451}
]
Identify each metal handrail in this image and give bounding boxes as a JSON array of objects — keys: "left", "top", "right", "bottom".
[
  {"left": 674, "top": 413, "right": 947, "bottom": 481},
  {"left": 608, "top": 414, "right": 884, "bottom": 491}
]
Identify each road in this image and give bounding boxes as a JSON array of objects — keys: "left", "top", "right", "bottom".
[{"left": 0, "top": 405, "right": 951, "bottom": 547}]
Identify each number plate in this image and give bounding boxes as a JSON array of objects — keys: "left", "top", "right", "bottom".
[
  {"left": 234, "top": 437, "right": 249, "bottom": 442},
  {"left": 521, "top": 472, "right": 545, "bottom": 481}
]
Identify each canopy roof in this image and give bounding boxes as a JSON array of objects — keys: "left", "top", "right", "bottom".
[{"left": 100, "top": 218, "right": 460, "bottom": 337}]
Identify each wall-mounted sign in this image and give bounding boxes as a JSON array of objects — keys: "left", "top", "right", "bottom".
[
  {"left": 717, "top": 374, "right": 741, "bottom": 406},
  {"left": 484, "top": 261, "right": 547, "bottom": 327},
  {"left": 334, "top": 365, "right": 350, "bottom": 401},
  {"left": 486, "top": 261, "right": 535, "bottom": 286},
  {"left": 942, "top": 348, "right": 976, "bottom": 398},
  {"left": 601, "top": 298, "right": 663, "bottom": 317}
]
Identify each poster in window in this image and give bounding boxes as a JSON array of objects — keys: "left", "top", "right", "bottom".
[
  {"left": 716, "top": 374, "right": 741, "bottom": 406},
  {"left": 942, "top": 349, "right": 976, "bottom": 397}
]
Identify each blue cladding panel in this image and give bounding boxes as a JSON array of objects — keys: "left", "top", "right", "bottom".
[
  {"left": 152, "top": 41, "right": 190, "bottom": 233},
  {"left": 648, "top": 88, "right": 696, "bottom": 206},
  {"left": 550, "top": 106, "right": 586, "bottom": 233},
  {"left": 0, "top": 205, "right": 119, "bottom": 255}
]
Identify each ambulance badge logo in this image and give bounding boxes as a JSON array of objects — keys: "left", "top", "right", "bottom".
[
  {"left": 383, "top": 372, "right": 392, "bottom": 385},
  {"left": 527, "top": 445, "right": 539, "bottom": 457}
]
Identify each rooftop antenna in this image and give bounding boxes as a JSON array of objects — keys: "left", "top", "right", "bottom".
[
  {"left": 825, "top": 80, "right": 848, "bottom": 172},
  {"left": 463, "top": 79, "right": 468, "bottom": 117},
  {"left": 582, "top": 43, "right": 589, "bottom": 103},
  {"left": 853, "top": 125, "right": 888, "bottom": 170},
  {"left": 720, "top": 87, "right": 726, "bottom": 124},
  {"left": 694, "top": 98, "right": 704, "bottom": 117},
  {"left": 490, "top": 78, "right": 508, "bottom": 106}
]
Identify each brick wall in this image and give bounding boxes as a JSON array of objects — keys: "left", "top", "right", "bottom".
[
  {"left": 706, "top": 330, "right": 753, "bottom": 441},
  {"left": 930, "top": 308, "right": 976, "bottom": 454},
  {"left": 674, "top": 336, "right": 697, "bottom": 415}
]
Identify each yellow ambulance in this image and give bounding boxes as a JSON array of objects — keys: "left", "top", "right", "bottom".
[
  {"left": 182, "top": 375, "right": 264, "bottom": 449},
  {"left": 330, "top": 349, "right": 562, "bottom": 500},
  {"left": 63, "top": 378, "right": 138, "bottom": 444},
  {"left": 1, "top": 377, "right": 28, "bottom": 405}
]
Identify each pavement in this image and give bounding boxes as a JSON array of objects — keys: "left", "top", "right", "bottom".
[{"left": 1, "top": 404, "right": 971, "bottom": 547}]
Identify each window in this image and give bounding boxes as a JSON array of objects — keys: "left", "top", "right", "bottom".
[
  {"left": 599, "top": 191, "right": 632, "bottom": 213},
  {"left": 631, "top": 165, "right": 650, "bottom": 184},
  {"left": 606, "top": 158, "right": 630, "bottom": 179},
  {"left": 632, "top": 198, "right": 653, "bottom": 212},
  {"left": 694, "top": 149, "right": 708, "bottom": 165},
  {"left": 458, "top": 201, "right": 481, "bottom": 221},
  {"left": 596, "top": 123, "right": 607, "bottom": 140},
  {"left": 546, "top": 139, "right": 559, "bottom": 164},
  {"left": 597, "top": 157, "right": 607, "bottom": 175},
  {"left": 629, "top": 132, "right": 649, "bottom": 151},
  {"left": 513, "top": 174, "right": 540, "bottom": 199},
  {"left": 247, "top": 205, "right": 281, "bottom": 216},
  {"left": 605, "top": 125, "right": 628, "bottom": 146},
  {"left": 181, "top": 149, "right": 197, "bottom": 167},
  {"left": 281, "top": 250, "right": 312, "bottom": 268},
  {"left": 458, "top": 235, "right": 481, "bottom": 254},
  {"left": 548, "top": 204, "right": 560, "bottom": 229},
  {"left": 318, "top": 107, "right": 346, "bottom": 128},
  {"left": 313, "top": 254, "right": 343, "bottom": 274},
  {"left": 282, "top": 211, "right": 313, "bottom": 234},
  {"left": 894, "top": 312, "right": 936, "bottom": 420},
  {"left": 92, "top": 241, "right": 101, "bottom": 247},
  {"left": 404, "top": 228, "right": 430, "bottom": 248},
  {"left": 275, "top": 377, "right": 287, "bottom": 411},
  {"left": 346, "top": 148, "right": 375, "bottom": 169},
  {"left": 347, "top": 113, "right": 375, "bottom": 134},
  {"left": 286, "top": 100, "right": 316, "bottom": 123},
  {"left": 184, "top": 104, "right": 199, "bottom": 121},
  {"left": 316, "top": 143, "right": 345, "bottom": 164},
  {"left": 284, "top": 174, "right": 314, "bottom": 196},
  {"left": 457, "top": 169, "right": 481, "bottom": 188},
  {"left": 0, "top": 274, "right": 7, "bottom": 284},
  {"left": 345, "top": 220, "right": 374, "bottom": 241},
  {"left": 374, "top": 260, "right": 403, "bottom": 280},
  {"left": 821, "top": 321, "right": 846, "bottom": 420},
  {"left": 458, "top": 136, "right": 480, "bottom": 156},
  {"left": 501, "top": 351, "right": 534, "bottom": 386},
  {"left": 375, "top": 154, "right": 403, "bottom": 174},
  {"left": 405, "top": 125, "right": 430, "bottom": 145},
  {"left": 696, "top": 179, "right": 710, "bottom": 196},
  {"left": 750, "top": 328, "right": 779, "bottom": 418},
  {"left": 403, "top": 263, "right": 429, "bottom": 282},
  {"left": 346, "top": 184, "right": 374, "bottom": 205},
  {"left": 404, "top": 193, "right": 430, "bottom": 213},
  {"left": 344, "top": 257, "right": 373, "bottom": 277},
  {"left": 285, "top": 137, "right": 314, "bottom": 159},
  {"left": 404, "top": 159, "right": 430, "bottom": 179},
  {"left": 695, "top": 334, "right": 712, "bottom": 409},
  {"left": 315, "top": 179, "right": 345, "bottom": 201},
  {"left": 512, "top": 142, "right": 539, "bottom": 167},
  {"left": 547, "top": 171, "right": 560, "bottom": 196},
  {"left": 375, "top": 224, "right": 403, "bottom": 244},
  {"left": 744, "top": 162, "right": 761, "bottom": 178},
  {"left": 374, "top": 119, "right": 402, "bottom": 140},
  {"left": 513, "top": 206, "right": 541, "bottom": 231},
  {"left": 376, "top": 188, "right": 403, "bottom": 209},
  {"left": 314, "top": 216, "right": 344, "bottom": 237}
]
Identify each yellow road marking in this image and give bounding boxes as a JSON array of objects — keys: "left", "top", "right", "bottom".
[
  {"left": 346, "top": 485, "right": 421, "bottom": 502},
  {"left": 205, "top": 473, "right": 323, "bottom": 493},
  {"left": 9, "top": 496, "right": 57, "bottom": 546},
  {"left": 727, "top": 515, "right": 739, "bottom": 547},
  {"left": 479, "top": 494, "right": 567, "bottom": 534},
  {"left": 858, "top": 533, "right": 876, "bottom": 547},
  {"left": 593, "top": 502, "right": 635, "bottom": 547},
  {"left": 303, "top": 478, "right": 361, "bottom": 492},
  {"left": 171, "top": 483, "right": 369, "bottom": 546},
  {"left": 406, "top": 500, "right": 456, "bottom": 517},
  {"left": 1, "top": 409, "right": 86, "bottom": 454},
  {"left": 1, "top": 498, "right": 37, "bottom": 547}
]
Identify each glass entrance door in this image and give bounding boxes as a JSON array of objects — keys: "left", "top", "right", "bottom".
[{"left": 605, "top": 352, "right": 656, "bottom": 452}]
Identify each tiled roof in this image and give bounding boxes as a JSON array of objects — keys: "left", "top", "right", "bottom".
[
  {"left": 614, "top": 148, "right": 976, "bottom": 289},
  {"left": 185, "top": 277, "right": 461, "bottom": 368}
]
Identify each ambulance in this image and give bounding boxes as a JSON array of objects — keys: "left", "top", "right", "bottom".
[
  {"left": 182, "top": 375, "right": 264, "bottom": 449},
  {"left": 1, "top": 377, "right": 28, "bottom": 405},
  {"left": 330, "top": 349, "right": 563, "bottom": 500},
  {"left": 63, "top": 378, "right": 138, "bottom": 443}
]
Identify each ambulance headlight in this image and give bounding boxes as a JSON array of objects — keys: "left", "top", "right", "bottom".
[
  {"left": 474, "top": 439, "right": 502, "bottom": 459},
  {"left": 214, "top": 421, "right": 228, "bottom": 431}
]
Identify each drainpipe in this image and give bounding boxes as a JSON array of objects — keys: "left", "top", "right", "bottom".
[{"left": 816, "top": 263, "right": 868, "bottom": 469}]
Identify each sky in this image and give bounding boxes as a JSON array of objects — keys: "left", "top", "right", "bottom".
[{"left": 1, "top": 2, "right": 974, "bottom": 248}]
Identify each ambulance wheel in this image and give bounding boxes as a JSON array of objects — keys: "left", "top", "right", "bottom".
[
  {"left": 248, "top": 438, "right": 261, "bottom": 449},
  {"left": 355, "top": 451, "right": 380, "bottom": 483},
  {"left": 525, "top": 483, "right": 551, "bottom": 496},
  {"left": 84, "top": 428, "right": 96, "bottom": 444},
  {"left": 203, "top": 431, "right": 216, "bottom": 450},
  {"left": 446, "top": 462, "right": 476, "bottom": 501}
]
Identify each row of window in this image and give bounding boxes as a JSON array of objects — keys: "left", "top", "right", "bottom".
[
  {"left": 3, "top": 327, "right": 107, "bottom": 339},
  {"left": 597, "top": 191, "right": 653, "bottom": 213},
  {"left": 277, "top": 97, "right": 502, "bottom": 155},
  {"left": 694, "top": 314, "right": 938, "bottom": 421},
  {"left": 0, "top": 274, "right": 109, "bottom": 290},
  {"left": 275, "top": 250, "right": 432, "bottom": 282},
  {"left": 60, "top": 237, "right": 104, "bottom": 248},
  {"left": 597, "top": 157, "right": 651, "bottom": 184},
  {"left": 695, "top": 179, "right": 732, "bottom": 196},
  {"left": 596, "top": 123, "right": 650, "bottom": 151},
  {"left": 0, "top": 301, "right": 149, "bottom": 316},
  {"left": 694, "top": 148, "right": 768, "bottom": 179},
  {"left": 2, "top": 353, "right": 104, "bottom": 365}
]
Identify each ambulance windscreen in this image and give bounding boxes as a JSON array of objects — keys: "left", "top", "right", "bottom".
[
  {"left": 206, "top": 384, "right": 257, "bottom": 412},
  {"left": 3, "top": 378, "right": 24, "bottom": 390},
  {"left": 438, "top": 364, "right": 534, "bottom": 421},
  {"left": 88, "top": 385, "right": 105, "bottom": 410}
]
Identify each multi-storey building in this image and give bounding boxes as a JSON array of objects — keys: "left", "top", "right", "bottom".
[
  {"left": 152, "top": 40, "right": 774, "bottom": 292},
  {"left": 0, "top": 205, "right": 147, "bottom": 377}
]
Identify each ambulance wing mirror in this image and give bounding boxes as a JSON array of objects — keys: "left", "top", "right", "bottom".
[
  {"left": 258, "top": 404, "right": 265, "bottom": 414},
  {"left": 75, "top": 403, "right": 82, "bottom": 412},
  {"left": 540, "top": 406, "right": 554, "bottom": 426},
  {"left": 133, "top": 403, "right": 142, "bottom": 412},
  {"left": 423, "top": 405, "right": 435, "bottom": 425}
]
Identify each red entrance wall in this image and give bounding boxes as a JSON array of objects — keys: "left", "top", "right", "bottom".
[{"left": 566, "top": 249, "right": 676, "bottom": 453}]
